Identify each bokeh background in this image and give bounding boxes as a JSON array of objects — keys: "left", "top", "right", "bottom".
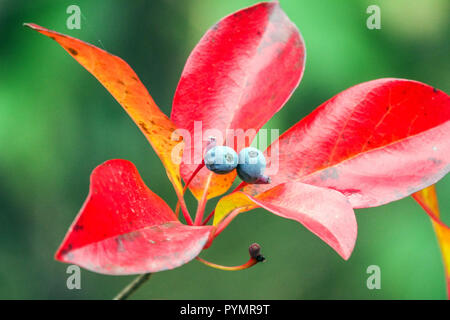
[{"left": 0, "top": 0, "right": 449, "bottom": 299}]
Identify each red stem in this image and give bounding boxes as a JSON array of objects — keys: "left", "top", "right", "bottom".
[
  {"left": 203, "top": 208, "right": 242, "bottom": 249},
  {"left": 178, "top": 195, "right": 193, "bottom": 225},
  {"left": 202, "top": 209, "right": 215, "bottom": 225},
  {"left": 231, "top": 181, "right": 248, "bottom": 193},
  {"left": 214, "top": 208, "right": 242, "bottom": 238},
  {"left": 194, "top": 172, "right": 212, "bottom": 225},
  {"left": 174, "top": 162, "right": 205, "bottom": 217}
]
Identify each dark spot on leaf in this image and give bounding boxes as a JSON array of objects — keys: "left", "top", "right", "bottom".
[
  {"left": 131, "top": 76, "right": 138, "bottom": 81},
  {"left": 73, "top": 224, "right": 84, "bottom": 232},
  {"left": 139, "top": 121, "right": 150, "bottom": 134},
  {"left": 117, "top": 79, "right": 125, "bottom": 85},
  {"left": 428, "top": 157, "right": 442, "bottom": 165},
  {"left": 67, "top": 47, "right": 78, "bottom": 55},
  {"left": 433, "top": 87, "right": 438, "bottom": 93},
  {"left": 60, "top": 243, "right": 73, "bottom": 256}
]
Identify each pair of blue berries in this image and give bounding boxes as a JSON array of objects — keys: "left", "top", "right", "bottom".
[{"left": 204, "top": 145, "right": 270, "bottom": 184}]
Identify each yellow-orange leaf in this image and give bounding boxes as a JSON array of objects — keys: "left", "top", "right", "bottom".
[
  {"left": 25, "top": 23, "right": 184, "bottom": 197},
  {"left": 413, "top": 185, "right": 450, "bottom": 299},
  {"left": 213, "top": 192, "right": 257, "bottom": 226}
]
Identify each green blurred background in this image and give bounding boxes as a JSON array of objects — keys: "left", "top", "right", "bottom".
[{"left": 0, "top": 0, "right": 449, "bottom": 299}]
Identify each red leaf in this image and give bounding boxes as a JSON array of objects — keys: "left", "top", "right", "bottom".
[
  {"left": 247, "top": 79, "right": 450, "bottom": 208},
  {"left": 214, "top": 182, "right": 357, "bottom": 260},
  {"left": 55, "top": 160, "right": 212, "bottom": 275},
  {"left": 171, "top": 2, "right": 305, "bottom": 200},
  {"left": 413, "top": 185, "right": 450, "bottom": 298},
  {"left": 25, "top": 23, "right": 185, "bottom": 201}
]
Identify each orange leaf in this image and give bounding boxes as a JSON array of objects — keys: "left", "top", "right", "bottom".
[
  {"left": 413, "top": 185, "right": 450, "bottom": 299},
  {"left": 25, "top": 23, "right": 184, "bottom": 198}
]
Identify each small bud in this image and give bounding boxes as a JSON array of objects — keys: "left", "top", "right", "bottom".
[
  {"left": 248, "top": 243, "right": 265, "bottom": 262},
  {"left": 249, "top": 243, "right": 261, "bottom": 258}
]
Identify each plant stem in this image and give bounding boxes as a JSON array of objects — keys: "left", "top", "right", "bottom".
[
  {"left": 175, "top": 162, "right": 205, "bottom": 217},
  {"left": 194, "top": 172, "right": 212, "bottom": 225},
  {"left": 214, "top": 208, "right": 242, "bottom": 238},
  {"left": 196, "top": 256, "right": 258, "bottom": 271},
  {"left": 203, "top": 208, "right": 242, "bottom": 249},
  {"left": 202, "top": 209, "right": 215, "bottom": 225},
  {"left": 178, "top": 195, "right": 194, "bottom": 225},
  {"left": 113, "top": 273, "right": 152, "bottom": 300},
  {"left": 230, "top": 181, "right": 248, "bottom": 193}
]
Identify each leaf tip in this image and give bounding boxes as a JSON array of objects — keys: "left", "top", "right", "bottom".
[{"left": 23, "top": 22, "right": 41, "bottom": 30}]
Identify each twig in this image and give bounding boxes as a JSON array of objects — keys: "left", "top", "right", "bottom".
[{"left": 113, "top": 273, "right": 152, "bottom": 300}]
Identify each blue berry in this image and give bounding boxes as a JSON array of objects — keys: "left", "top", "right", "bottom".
[
  {"left": 237, "top": 147, "right": 270, "bottom": 184},
  {"left": 204, "top": 146, "right": 238, "bottom": 174}
]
